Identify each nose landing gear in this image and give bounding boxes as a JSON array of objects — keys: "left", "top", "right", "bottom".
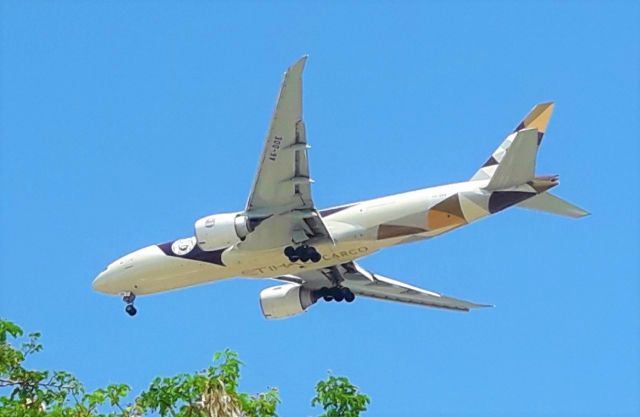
[
  {"left": 122, "top": 292, "right": 137, "bottom": 316},
  {"left": 284, "top": 245, "right": 322, "bottom": 263}
]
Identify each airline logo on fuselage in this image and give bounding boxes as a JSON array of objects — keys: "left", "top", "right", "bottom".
[{"left": 171, "top": 237, "right": 196, "bottom": 256}]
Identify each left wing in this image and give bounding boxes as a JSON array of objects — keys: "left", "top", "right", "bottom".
[
  {"left": 280, "top": 262, "right": 490, "bottom": 312},
  {"left": 242, "top": 56, "right": 330, "bottom": 249}
]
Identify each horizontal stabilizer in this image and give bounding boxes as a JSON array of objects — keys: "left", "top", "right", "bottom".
[
  {"left": 485, "top": 128, "right": 539, "bottom": 190},
  {"left": 518, "top": 192, "right": 589, "bottom": 218}
]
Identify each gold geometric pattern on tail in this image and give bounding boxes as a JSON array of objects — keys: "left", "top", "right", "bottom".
[
  {"left": 427, "top": 194, "right": 467, "bottom": 230},
  {"left": 514, "top": 102, "right": 554, "bottom": 134},
  {"left": 470, "top": 102, "right": 556, "bottom": 182}
]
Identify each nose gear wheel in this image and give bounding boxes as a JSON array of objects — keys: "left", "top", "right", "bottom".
[{"left": 122, "top": 292, "right": 137, "bottom": 316}]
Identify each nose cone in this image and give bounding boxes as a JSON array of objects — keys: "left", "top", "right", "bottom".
[
  {"left": 92, "top": 270, "right": 117, "bottom": 294},
  {"left": 92, "top": 245, "right": 169, "bottom": 295}
]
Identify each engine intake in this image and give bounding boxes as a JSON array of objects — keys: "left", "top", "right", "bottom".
[{"left": 259, "top": 283, "right": 318, "bottom": 319}]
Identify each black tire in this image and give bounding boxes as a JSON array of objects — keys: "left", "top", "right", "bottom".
[
  {"left": 344, "top": 290, "right": 355, "bottom": 303},
  {"left": 284, "top": 246, "right": 295, "bottom": 257},
  {"left": 125, "top": 305, "right": 137, "bottom": 316},
  {"left": 334, "top": 293, "right": 344, "bottom": 302},
  {"left": 310, "top": 252, "right": 321, "bottom": 263},
  {"left": 288, "top": 255, "right": 299, "bottom": 262},
  {"left": 299, "top": 253, "right": 310, "bottom": 263},
  {"left": 323, "top": 295, "right": 333, "bottom": 302}
]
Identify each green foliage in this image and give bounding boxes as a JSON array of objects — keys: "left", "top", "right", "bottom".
[
  {"left": 1, "top": 319, "right": 132, "bottom": 417},
  {"left": 0, "top": 320, "right": 279, "bottom": 417},
  {"left": 136, "top": 349, "right": 279, "bottom": 417},
  {"left": 312, "top": 373, "right": 370, "bottom": 417},
  {"left": 1, "top": 319, "right": 370, "bottom": 417}
]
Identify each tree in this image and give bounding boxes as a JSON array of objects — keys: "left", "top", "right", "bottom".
[
  {"left": 0, "top": 320, "right": 369, "bottom": 417},
  {"left": 311, "top": 374, "right": 370, "bottom": 417}
]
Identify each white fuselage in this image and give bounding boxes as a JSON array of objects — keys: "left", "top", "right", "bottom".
[{"left": 92, "top": 177, "right": 540, "bottom": 296}]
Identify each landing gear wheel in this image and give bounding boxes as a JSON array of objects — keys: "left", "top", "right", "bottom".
[
  {"left": 317, "top": 287, "right": 331, "bottom": 302},
  {"left": 310, "top": 252, "right": 321, "bottom": 263},
  {"left": 344, "top": 290, "right": 355, "bottom": 303},
  {"left": 285, "top": 245, "right": 321, "bottom": 263},
  {"left": 334, "top": 291, "right": 344, "bottom": 302},
  {"left": 122, "top": 292, "right": 137, "bottom": 316},
  {"left": 125, "top": 304, "right": 137, "bottom": 316},
  {"left": 123, "top": 292, "right": 136, "bottom": 304},
  {"left": 284, "top": 246, "right": 299, "bottom": 262}
]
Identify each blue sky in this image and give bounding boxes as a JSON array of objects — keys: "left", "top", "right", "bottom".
[{"left": 1, "top": 1, "right": 638, "bottom": 416}]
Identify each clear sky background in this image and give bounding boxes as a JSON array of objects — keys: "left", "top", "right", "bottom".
[{"left": 1, "top": 1, "right": 639, "bottom": 416}]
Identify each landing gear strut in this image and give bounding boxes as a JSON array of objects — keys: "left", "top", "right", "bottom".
[
  {"left": 314, "top": 287, "right": 355, "bottom": 303},
  {"left": 122, "top": 292, "right": 137, "bottom": 316},
  {"left": 284, "top": 245, "right": 322, "bottom": 263}
]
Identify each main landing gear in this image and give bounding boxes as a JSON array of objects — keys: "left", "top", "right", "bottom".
[
  {"left": 284, "top": 245, "right": 322, "bottom": 263},
  {"left": 314, "top": 287, "right": 355, "bottom": 303},
  {"left": 122, "top": 292, "right": 137, "bottom": 316}
]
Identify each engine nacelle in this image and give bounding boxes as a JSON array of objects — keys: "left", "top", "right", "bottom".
[
  {"left": 194, "top": 212, "right": 251, "bottom": 251},
  {"left": 259, "top": 283, "right": 317, "bottom": 319}
]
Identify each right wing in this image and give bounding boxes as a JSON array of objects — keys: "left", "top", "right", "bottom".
[
  {"left": 246, "top": 56, "right": 315, "bottom": 216},
  {"left": 239, "top": 56, "right": 332, "bottom": 250},
  {"left": 282, "top": 262, "right": 490, "bottom": 312}
]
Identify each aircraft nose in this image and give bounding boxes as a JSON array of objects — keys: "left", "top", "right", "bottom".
[
  {"left": 92, "top": 270, "right": 114, "bottom": 294},
  {"left": 92, "top": 245, "right": 166, "bottom": 295}
]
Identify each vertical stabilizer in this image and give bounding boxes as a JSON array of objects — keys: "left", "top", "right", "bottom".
[
  {"left": 471, "top": 102, "right": 554, "bottom": 183},
  {"left": 484, "top": 128, "right": 538, "bottom": 190}
]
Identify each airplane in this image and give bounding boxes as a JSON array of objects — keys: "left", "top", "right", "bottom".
[{"left": 92, "top": 56, "right": 588, "bottom": 319}]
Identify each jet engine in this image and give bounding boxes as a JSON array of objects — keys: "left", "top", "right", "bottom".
[
  {"left": 194, "top": 212, "right": 251, "bottom": 251},
  {"left": 259, "top": 283, "right": 318, "bottom": 319}
]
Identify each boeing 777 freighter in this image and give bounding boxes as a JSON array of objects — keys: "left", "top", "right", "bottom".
[{"left": 92, "top": 57, "right": 588, "bottom": 318}]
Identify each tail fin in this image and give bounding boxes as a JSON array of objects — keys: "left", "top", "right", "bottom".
[
  {"left": 518, "top": 192, "right": 590, "bottom": 218},
  {"left": 470, "top": 102, "right": 555, "bottom": 187}
]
